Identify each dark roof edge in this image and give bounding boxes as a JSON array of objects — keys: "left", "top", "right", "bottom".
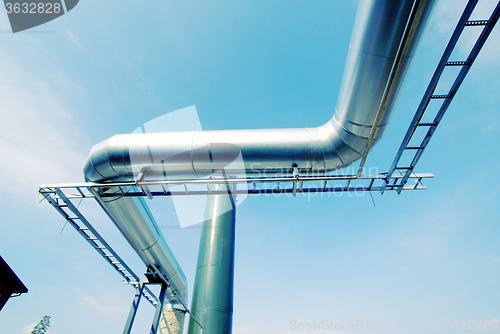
[{"left": 0, "top": 256, "right": 28, "bottom": 294}]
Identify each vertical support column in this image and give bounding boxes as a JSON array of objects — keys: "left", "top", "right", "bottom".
[
  {"left": 187, "top": 183, "right": 236, "bottom": 334},
  {"left": 157, "top": 303, "right": 186, "bottom": 334},
  {"left": 123, "top": 280, "right": 146, "bottom": 334},
  {"left": 150, "top": 283, "right": 168, "bottom": 334}
]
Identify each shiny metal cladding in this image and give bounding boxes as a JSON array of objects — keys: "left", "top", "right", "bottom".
[{"left": 83, "top": 0, "right": 436, "bottom": 310}]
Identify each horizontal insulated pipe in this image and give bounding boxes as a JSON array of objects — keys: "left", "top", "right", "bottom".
[
  {"left": 83, "top": 0, "right": 435, "bottom": 309},
  {"left": 84, "top": 0, "right": 435, "bottom": 181},
  {"left": 92, "top": 187, "right": 188, "bottom": 307}
]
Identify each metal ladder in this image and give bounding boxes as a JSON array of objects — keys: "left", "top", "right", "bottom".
[
  {"left": 41, "top": 187, "right": 159, "bottom": 306},
  {"left": 382, "top": 0, "right": 500, "bottom": 194}
]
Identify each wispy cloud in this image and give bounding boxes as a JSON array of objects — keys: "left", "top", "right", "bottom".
[
  {"left": 20, "top": 322, "right": 37, "bottom": 334},
  {"left": 400, "top": 233, "right": 449, "bottom": 260},
  {"left": 233, "top": 322, "right": 276, "bottom": 334},
  {"left": 431, "top": 0, "right": 500, "bottom": 62},
  {"left": 0, "top": 51, "right": 88, "bottom": 202},
  {"left": 65, "top": 29, "right": 84, "bottom": 51},
  {"left": 60, "top": 24, "right": 99, "bottom": 61},
  {"left": 396, "top": 176, "right": 500, "bottom": 262},
  {"left": 82, "top": 292, "right": 128, "bottom": 321}
]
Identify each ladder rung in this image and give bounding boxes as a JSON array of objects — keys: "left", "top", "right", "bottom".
[
  {"left": 465, "top": 20, "right": 490, "bottom": 26},
  {"left": 430, "top": 94, "right": 451, "bottom": 99},
  {"left": 397, "top": 167, "right": 412, "bottom": 170},
  {"left": 405, "top": 146, "right": 424, "bottom": 150},
  {"left": 445, "top": 61, "right": 469, "bottom": 66},
  {"left": 416, "top": 122, "right": 438, "bottom": 126},
  {"left": 87, "top": 237, "right": 98, "bottom": 240}
]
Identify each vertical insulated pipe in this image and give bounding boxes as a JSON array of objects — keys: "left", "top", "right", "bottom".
[{"left": 187, "top": 184, "right": 236, "bottom": 334}]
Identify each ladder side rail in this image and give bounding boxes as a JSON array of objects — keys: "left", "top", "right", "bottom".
[
  {"left": 52, "top": 188, "right": 159, "bottom": 306},
  {"left": 395, "top": 0, "right": 500, "bottom": 193},
  {"left": 381, "top": 0, "right": 479, "bottom": 193}
]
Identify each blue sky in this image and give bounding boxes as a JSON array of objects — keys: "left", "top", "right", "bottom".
[{"left": 0, "top": 1, "right": 499, "bottom": 333}]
